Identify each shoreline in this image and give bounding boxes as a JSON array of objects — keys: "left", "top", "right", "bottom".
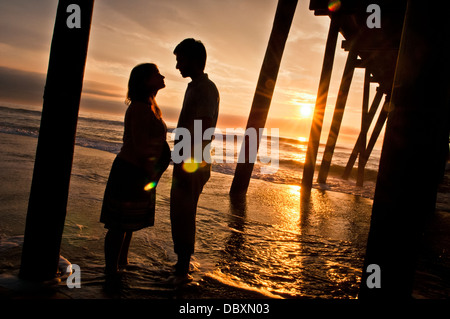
[
  {"left": 0, "top": 132, "right": 449, "bottom": 300},
  {"left": 0, "top": 132, "right": 373, "bottom": 299}
]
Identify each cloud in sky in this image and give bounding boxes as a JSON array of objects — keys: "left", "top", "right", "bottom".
[
  {"left": 0, "top": 66, "right": 45, "bottom": 106},
  {"left": 0, "top": 0, "right": 374, "bottom": 139},
  {"left": 0, "top": 65, "right": 121, "bottom": 109}
]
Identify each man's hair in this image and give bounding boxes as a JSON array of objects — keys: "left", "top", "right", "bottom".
[{"left": 173, "top": 38, "right": 207, "bottom": 71}]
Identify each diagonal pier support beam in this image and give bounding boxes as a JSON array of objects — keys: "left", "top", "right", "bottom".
[
  {"left": 342, "top": 89, "right": 385, "bottom": 180},
  {"left": 358, "top": 98, "right": 390, "bottom": 181},
  {"left": 230, "top": 0, "right": 298, "bottom": 195},
  {"left": 20, "top": 0, "right": 94, "bottom": 281}
]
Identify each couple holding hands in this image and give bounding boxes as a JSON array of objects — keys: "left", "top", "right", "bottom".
[{"left": 100, "top": 38, "right": 220, "bottom": 285}]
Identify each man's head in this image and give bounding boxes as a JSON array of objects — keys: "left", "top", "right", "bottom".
[{"left": 174, "top": 38, "right": 207, "bottom": 78}]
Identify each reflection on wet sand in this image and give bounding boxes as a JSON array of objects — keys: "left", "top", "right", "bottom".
[
  {"left": 0, "top": 136, "right": 374, "bottom": 299},
  {"left": 214, "top": 182, "right": 372, "bottom": 298}
]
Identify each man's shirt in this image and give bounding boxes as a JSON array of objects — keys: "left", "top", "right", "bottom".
[{"left": 176, "top": 73, "right": 219, "bottom": 163}]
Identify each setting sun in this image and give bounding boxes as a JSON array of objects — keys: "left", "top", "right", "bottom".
[
  {"left": 289, "top": 92, "right": 316, "bottom": 119},
  {"left": 299, "top": 104, "right": 313, "bottom": 118}
]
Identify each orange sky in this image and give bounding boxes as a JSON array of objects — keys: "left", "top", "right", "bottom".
[{"left": 0, "top": 0, "right": 384, "bottom": 146}]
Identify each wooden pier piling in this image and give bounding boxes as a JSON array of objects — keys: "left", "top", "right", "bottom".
[
  {"left": 317, "top": 50, "right": 357, "bottom": 184},
  {"left": 359, "top": 0, "right": 450, "bottom": 298},
  {"left": 19, "top": 0, "right": 94, "bottom": 281},
  {"left": 230, "top": 0, "right": 298, "bottom": 195},
  {"left": 301, "top": 15, "right": 340, "bottom": 193}
]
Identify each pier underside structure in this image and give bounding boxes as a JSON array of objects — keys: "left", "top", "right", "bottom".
[
  {"left": 306, "top": 0, "right": 450, "bottom": 298},
  {"left": 231, "top": 0, "right": 450, "bottom": 298},
  {"left": 303, "top": 0, "right": 407, "bottom": 190},
  {"left": 19, "top": 0, "right": 450, "bottom": 299},
  {"left": 230, "top": 0, "right": 408, "bottom": 194}
]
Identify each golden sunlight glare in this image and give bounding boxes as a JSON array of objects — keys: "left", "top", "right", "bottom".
[
  {"left": 299, "top": 103, "right": 313, "bottom": 118},
  {"left": 290, "top": 92, "right": 316, "bottom": 119}
]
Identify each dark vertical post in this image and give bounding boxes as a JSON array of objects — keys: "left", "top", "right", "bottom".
[
  {"left": 301, "top": 16, "right": 340, "bottom": 193},
  {"left": 342, "top": 90, "right": 384, "bottom": 180},
  {"left": 356, "top": 69, "right": 372, "bottom": 186},
  {"left": 20, "top": 0, "right": 94, "bottom": 281},
  {"left": 230, "top": 0, "right": 298, "bottom": 195},
  {"left": 317, "top": 50, "right": 357, "bottom": 184},
  {"left": 359, "top": 1, "right": 450, "bottom": 298}
]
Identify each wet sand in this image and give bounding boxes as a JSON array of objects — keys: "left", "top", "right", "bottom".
[{"left": 0, "top": 133, "right": 449, "bottom": 301}]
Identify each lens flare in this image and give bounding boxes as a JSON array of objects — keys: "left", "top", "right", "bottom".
[
  {"left": 144, "top": 181, "right": 157, "bottom": 191},
  {"left": 328, "top": 0, "right": 341, "bottom": 12},
  {"left": 182, "top": 159, "right": 199, "bottom": 173}
]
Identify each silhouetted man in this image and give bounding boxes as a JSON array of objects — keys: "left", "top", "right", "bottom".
[{"left": 170, "top": 38, "right": 219, "bottom": 283}]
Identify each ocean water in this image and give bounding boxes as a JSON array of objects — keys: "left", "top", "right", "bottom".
[
  {"left": 0, "top": 104, "right": 381, "bottom": 197},
  {"left": 0, "top": 104, "right": 379, "bottom": 299}
]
